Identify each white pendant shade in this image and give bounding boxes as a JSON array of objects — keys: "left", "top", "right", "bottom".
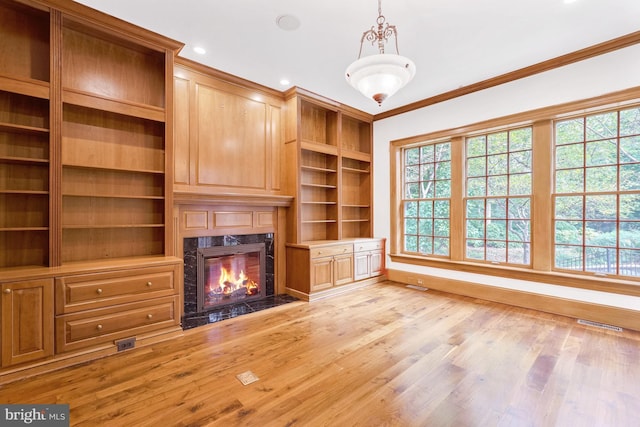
[{"left": 346, "top": 53, "right": 416, "bottom": 106}]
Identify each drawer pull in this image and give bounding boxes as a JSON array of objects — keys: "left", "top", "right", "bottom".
[
  {"left": 96, "top": 288, "right": 103, "bottom": 295},
  {"left": 147, "top": 314, "right": 153, "bottom": 320},
  {"left": 3, "top": 288, "right": 10, "bottom": 294},
  {"left": 96, "top": 324, "right": 103, "bottom": 331},
  {"left": 146, "top": 281, "right": 153, "bottom": 287}
]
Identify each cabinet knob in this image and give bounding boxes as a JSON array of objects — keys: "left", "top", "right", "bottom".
[
  {"left": 146, "top": 314, "right": 153, "bottom": 320},
  {"left": 3, "top": 288, "right": 10, "bottom": 294},
  {"left": 96, "top": 324, "right": 103, "bottom": 331},
  {"left": 96, "top": 288, "right": 103, "bottom": 295},
  {"left": 146, "top": 281, "right": 153, "bottom": 287}
]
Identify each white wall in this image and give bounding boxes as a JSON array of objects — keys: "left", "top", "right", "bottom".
[{"left": 373, "top": 44, "right": 640, "bottom": 310}]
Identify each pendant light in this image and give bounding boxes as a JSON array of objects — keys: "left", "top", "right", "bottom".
[{"left": 345, "top": 0, "right": 416, "bottom": 106}]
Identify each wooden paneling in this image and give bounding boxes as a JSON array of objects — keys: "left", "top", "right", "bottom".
[{"left": 173, "top": 61, "right": 284, "bottom": 196}]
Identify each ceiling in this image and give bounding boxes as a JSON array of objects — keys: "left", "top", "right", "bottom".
[{"left": 74, "top": 0, "right": 640, "bottom": 115}]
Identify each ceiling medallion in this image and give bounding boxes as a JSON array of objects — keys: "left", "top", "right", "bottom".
[{"left": 345, "top": 0, "right": 416, "bottom": 106}]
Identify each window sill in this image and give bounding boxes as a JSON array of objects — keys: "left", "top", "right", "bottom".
[{"left": 389, "top": 253, "right": 640, "bottom": 298}]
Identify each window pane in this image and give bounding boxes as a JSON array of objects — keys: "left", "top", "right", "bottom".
[
  {"left": 620, "top": 136, "right": 640, "bottom": 163},
  {"left": 586, "top": 140, "right": 617, "bottom": 166},
  {"left": 405, "top": 218, "right": 418, "bottom": 234},
  {"left": 435, "top": 161, "right": 451, "bottom": 180},
  {"left": 435, "top": 180, "right": 451, "bottom": 198},
  {"left": 434, "top": 200, "right": 450, "bottom": 217},
  {"left": 585, "top": 166, "right": 617, "bottom": 192},
  {"left": 585, "top": 195, "right": 617, "bottom": 220},
  {"left": 487, "top": 132, "right": 508, "bottom": 154},
  {"left": 466, "top": 220, "right": 485, "bottom": 238},
  {"left": 467, "top": 157, "right": 486, "bottom": 177},
  {"left": 509, "top": 173, "right": 531, "bottom": 195},
  {"left": 405, "top": 183, "right": 420, "bottom": 198},
  {"left": 585, "top": 221, "right": 616, "bottom": 247},
  {"left": 404, "top": 235, "right": 418, "bottom": 252},
  {"left": 434, "top": 219, "right": 450, "bottom": 237},
  {"left": 487, "top": 241, "right": 507, "bottom": 262},
  {"left": 421, "top": 164, "right": 435, "bottom": 181},
  {"left": 418, "top": 219, "right": 433, "bottom": 235},
  {"left": 620, "top": 107, "right": 640, "bottom": 136},
  {"left": 620, "top": 194, "right": 640, "bottom": 220},
  {"left": 487, "top": 220, "right": 507, "bottom": 240},
  {"left": 466, "top": 199, "right": 485, "bottom": 218},
  {"left": 405, "top": 201, "right": 418, "bottom": 217},
  {"left": 620, "top": 249, "right": 640, "bottom": 277},
  {"left": 555, "top": 221, "right": 583, "bottom": 244},
  {"left": 509, "top": 198, "right": 531, "bottom": 219},
  {"left": 405, "top": 165, "right": 420, "bottom": 181},
  {"left": 466, "top": 242, "right": 484, "bottom": 260},
  {"left": 436, "top": 142, "right": 451, "bottom": 160},
  {"left": 556, "top": 169, "right": 584, "bottom": 193},
  {"left": 420, "top": 145, "right": 434, "bottom": 162},
  {"left": 586, "top": 112, "right": 617, "bottom": 141},
  {"left": 467, "top": 177, "right": 486, "bottom": 196},
  {"left": 555, "top": 196, "right": 583, "bottom": 219},
  {"left": 556, "top": 118, "right": 584, "bottom": 145},
  {"left": 556, "top": 143, "right": 584, "bottom": 169},
  {"left": 434, "top": 238, "right": 449, "bottom": 256},
  {"left": 585, "top": 247, "right": 616, "bottom": 274},
  {"left": 555, "top": 245, "right": 583, "bottom": 270},
  {"left": 621, "top": 164, "right": 640, "bottom": 191},
  {"left": 509, "top": 220, "right": 530, "bottom": 242},
  {"left": 487, "top": 175, "right": 508, "bottom": 196},
  {"left": 418, "top": 200, "right": 432, "bottom": 217},
  {"left": 487, "top": 154, "right": 508, "bottom": 175},
  {"left": 620, "top": 222, "right": 640, "bottom": 248},
  {"left": 418, "top": 237, "right": 433, "bottom": 254},
  {"left": 405, "top": 148, "right": 420, "bottom": 165},
  {"left": 509, "top": 128, "right": 532, "bottom": 151},
  {"left": 487, "top": 198, "right": 506, "bottom": 219},
  {"left": 508, "top": 242, "right": 530, "bottom": 265},
  {"left": 467, "top": 136, "right": 486, "bottom": 156},
  {"left": 509, "top": 150, "right": 532, "bottom": 173}
]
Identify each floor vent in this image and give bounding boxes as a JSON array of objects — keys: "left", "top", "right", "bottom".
[
  {"left": 577, "top": 319, "right": 623, "bottom": 332},
  {"left": 406, "top": 284, "right": 428, "bottom": 291}
]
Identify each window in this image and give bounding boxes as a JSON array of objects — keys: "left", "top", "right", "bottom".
[
  {"left": 554, "top": 107, "right": 640, "bottom": 277},
  {"left": 402, "top": 141, "right": 451, "bottom": 256},
  {"left": 465, "top": 127, "right": 532, "bottom": 264},
  {"left": 393, "top": 91, "right": 640, "bottom": 289}
]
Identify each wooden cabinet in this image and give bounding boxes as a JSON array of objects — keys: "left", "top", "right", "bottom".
[
  {"left": 353, "top": 239, "right": 385, "bottom": 281},
  {"left": 55, "top": 263, "right": 180, "bottom": 353},
  {"left": 284, "top": 89, "right": 372, "bottom": 244},
  {"left": 286, "top": 239, "right": 384, "bottom": 300},
  {"left": 308, "top": 244, "right": 354, "bottom": 292},
  {"left": 1, "top": 278, "right": 54, "bottom": 367},
  {"left": 0, "top": 0, "right": 183, "bottom": 378}
]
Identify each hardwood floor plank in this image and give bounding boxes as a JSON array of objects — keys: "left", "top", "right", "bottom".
[{"left": 2, "top": 281, "right": 639, "bottom": 426}]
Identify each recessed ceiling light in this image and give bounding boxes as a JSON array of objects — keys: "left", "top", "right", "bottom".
[
  {"left": 193, "top": 46, "right": 206, "bottom": 55},
  {"left": 280, "top": 79, "right": 291, "bottom": 86},
  {"left": 276, "top": 14, "right": 301, "bottom": 31}
]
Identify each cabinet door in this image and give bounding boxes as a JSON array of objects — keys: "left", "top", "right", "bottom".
[
  {"left": 353, "top": 251, "right": 371, "bottom": 281},
  {"left": 310, "top": 257, "right": 333, "bottom": 291},
  {"left": 1, "top": 279, "right": 54, "bottom": 367},
  {"left": 333, "top": 254, "right": 354, "bottom": 286},
  {"left": 370, "top": 250, "right": 384, "bottom": 277}
]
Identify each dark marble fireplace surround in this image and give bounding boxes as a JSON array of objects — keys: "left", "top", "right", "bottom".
[{"left": 182, "top": 233, "right": 296, "bottom": 329}]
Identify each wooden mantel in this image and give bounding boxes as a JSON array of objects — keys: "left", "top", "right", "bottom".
[{"left": 173, "top": 191, "right": 293, "bottom": 207}]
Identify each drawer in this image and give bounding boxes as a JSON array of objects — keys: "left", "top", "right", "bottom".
[
  {"left": 309, "top": 244, "right": 353, "bottom": 259},
  {"left": 56, "top": 264, "right": 179, "bottom": 314},
  {"left": 354, "top": 240, "right": 383, "bottom": 252},
  {"left": 55, "top": 296, "right": 179, "bottom": 353}
]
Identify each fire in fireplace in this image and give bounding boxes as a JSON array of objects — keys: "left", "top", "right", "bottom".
[{"left": 196, "top": 243, "right": 266, "bottom": 311}]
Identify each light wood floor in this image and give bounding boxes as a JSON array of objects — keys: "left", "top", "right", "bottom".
[{"left": 2, "top": 281, "right": 640, "bottom": 426}]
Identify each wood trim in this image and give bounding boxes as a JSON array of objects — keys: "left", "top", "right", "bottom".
[
  {"left": 388, "top": 254, "right": 640, "bottom": 298},
  {"left": 391, "top": 86, "right": 640, "bottom": 147},
  {"left": 387, "top": 269, "right": 640, "bottom": 332},
  {"left": 176, "top": 57, "right": 284, "bottom": 101},
  {"left": 376, "top": 30, "right": 640, "bottom": 121},
  {"left": 173, "top": 192, "right": 293, "bottom": 207}
]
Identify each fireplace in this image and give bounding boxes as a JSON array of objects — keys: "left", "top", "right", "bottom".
[
  {"left": 197, "top": 243, "right": 266, "bottom": 311},
  {"left": 183, "top": 234, "right": 296, "bottom": 329}
]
